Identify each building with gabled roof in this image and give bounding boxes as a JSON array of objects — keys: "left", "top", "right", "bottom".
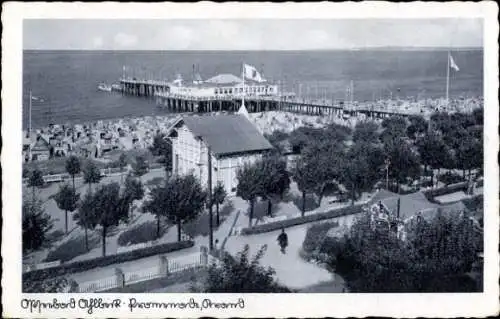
[
  {"left": 168, "top": 113, "right": 274, "bottom": 195},
  {"left": 30, "top": 135, "right": 51, "bottom": 161}
]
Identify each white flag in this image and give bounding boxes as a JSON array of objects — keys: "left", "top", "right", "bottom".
[
  {"left": 449, "top": 54, "right": 460, "bottom": 71},
  {"left": 243, "top": 64, "right": 266, "bottom": 82}
]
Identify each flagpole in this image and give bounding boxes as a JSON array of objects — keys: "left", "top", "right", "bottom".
[
  {"left": 242, "top": 63, "right": 245, "bottom": 107},
  {"left": 29, "top": 89, "right": 32, "bottom": 137},
  {"left": 446, "top": 51, "right": 450, "bottom": 105}
]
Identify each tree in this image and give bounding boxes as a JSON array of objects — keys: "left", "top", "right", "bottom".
[
  {"left": 301, "top": 142, "right": 344, "bottom": 207},
  {"left": 212, "top": 182, "right": 227, "bottom": 226},
  {"left": 83, "top": 182, "right": 129, "bottom": 256},
  {"left": 292, "top": 158, "right": 318, "bottom": 216},
  {"left": 133, "top": 155, "right": 149, "bottom": 180},
  {"left": 117, "top": 153, "right": 128, "bottom": 183},
  {"left": 455, "top": 132, "right": 483, "bottom": 182},
  {"left": 259, "top": 156, "right": 291, "bottom": 217},
  {"left": 83, "top": 160, "right": 102, "bottom": 194},
  {"left": 353, "top": 121, "right": 380, "bottom": 144},
  {"left": 322, "top": 210, "right": 481, "bottom": 292},
  {"left": 236, "top": 162, "right": 264, "bottom": 227},
  {"left": 23, "top": 197, "right": 53, "bottom": 253},
  {"left": 123, "top": 174, "right": 144, "bottom": 220},
  {"left": 73, "top": 192, "right": 95, "bottom": 251},
  {"left": 167, "top": 174, "right": 207, "bottom": 241},
  {"left": 150, "top": 133, "right": 172, "bottom": 176},
  {"left": 264, "top": 130, "right": 290, "bottom": 154},
  {"left": 27, "top": 168, "right": 44, "bottom": 201},
  {"left": 65, "top": 155, "right": 81, "bottom": 191},
  {"left": 406, "top": 115, "right": 428, "bottom": 140},
  {"left": 472, "top": 107, "right": 483, "bottom": 126},
  {"left": 142, "top": 185, "right": 169, "bottom": 239},
  {"left": 384, "top": 137, "right": 421, "bottom": 193},
  {"left": 52, "top": 183, "right": 79, "bottom": 234},
  {"left": 191, "top": 244, "right": 291, "bottom": 293},
  {"left": 144, "top": 174, "right": 206, "bottom": 241},
  {"left": 380, "top": 116, "right": 408, "bottom": 142},
  {"left": 341, "top": 143, "right": 383, "bottom": 204},
  {"left": 417, "top": 132, "right": 450, "bottom": 186}
]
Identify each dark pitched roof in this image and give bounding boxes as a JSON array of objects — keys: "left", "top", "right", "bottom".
[{"left": 181, "top": 114, "right": 273, "bottom": 156}]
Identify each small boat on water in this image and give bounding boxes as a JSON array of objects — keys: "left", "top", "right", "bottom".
[{"left": 97, "top": 83, "right": 112, "bottom": 92}]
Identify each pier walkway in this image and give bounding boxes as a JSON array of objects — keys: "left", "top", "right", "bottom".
[
  {"left": 155, "top": 91, "right": 421, "bottom": 119},
  {"left": 119, "top": 76, "right": 432, "bottom": 119}
]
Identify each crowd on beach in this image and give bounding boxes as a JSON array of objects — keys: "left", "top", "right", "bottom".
[{"left": 23, "top": 96, "right": 483, "bottom": 163}]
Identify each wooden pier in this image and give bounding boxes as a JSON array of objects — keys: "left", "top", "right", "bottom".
[
  {"left": 155, "top": 92, "right": 416, "bottom": 119},
  {"left": 119, "top": 78, "right": 171, "bottom": 97},
  {"left": 119, "top": 77, "right": 420, "bottom": 119}
]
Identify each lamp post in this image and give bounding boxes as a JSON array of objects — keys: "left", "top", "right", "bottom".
[
  {"left": 385, "top": 158, "right": 391, "bottom": 190},
  {"left": 207, "top": 145, "right": 213, "bottom": 251}
]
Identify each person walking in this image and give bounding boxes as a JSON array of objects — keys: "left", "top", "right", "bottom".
[{"left": 277, "top": 228, "right": 288, "bottom": 254}]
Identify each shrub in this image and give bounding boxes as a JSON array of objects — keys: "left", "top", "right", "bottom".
[
  {"left": 44, "top": 235, "right": 100, "bottom": 263},
  {"left": 300, "top": 221, "right": 339, "bottom": 261},
  {"left": 462, "top": 194, "right": 483, "bottom": 212},
  {"left": 117, "top": 221, "right": 168, "bottom": 246},
  {"left": 241, "top": 204, "right": 362, "bottom": 235},
  {"left": 23, "top": 240, "right": 194, "bottom": 282},
  {"left": 23, "top": 276, "right": 78, "bottom": 293},
  {"left": 146, "top": 177, "right": 164, "bottom": 188},
  {"left": 423, "top": 181, "right": 468, "bottom": 199},
  {"left": 438, "top": 172, "right": 464, "bottom": 186}
]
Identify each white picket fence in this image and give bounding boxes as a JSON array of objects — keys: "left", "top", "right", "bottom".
[
  {"left": 76, "top": 251, "right": 215, "bottom": 293},
  {"left": 23, "top": 167, "right": 130, "bottom": 185},
  {"left": 79, "top": 276, "right": 120, "bottom": 293}
]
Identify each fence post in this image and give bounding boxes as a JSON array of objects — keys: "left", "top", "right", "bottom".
[
  {"left": 200, "top": 246, "right": 208, "bottom": 266},
  {"left": 69, "top": 280, "right": 80, "bottom": 293},
  {"left": 159, "top": 255, "right": 169, "bottom": 277},
  {"left": 115, "top": 268, "right": 125, "bottom": 288}
]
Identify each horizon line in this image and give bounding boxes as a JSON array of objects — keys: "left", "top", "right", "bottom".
[{"left": 23, "top": 46, "right": 484, "bottom": 52}]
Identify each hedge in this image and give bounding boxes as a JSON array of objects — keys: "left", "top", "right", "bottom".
[
  {"left": 241, "top": 204, "right": 363, "bottom": 235},
  {"left": 423, "top": 181, "right": 468, "bottom": 199},
  {"left": 242, "top": 182, "right": 471, "bottom": 235},
  {"left": 437, "top": 172, "right": 464, "bottom": 186},
  {"left": 23, "top": 240, "right": 194, "bottom": 282}
]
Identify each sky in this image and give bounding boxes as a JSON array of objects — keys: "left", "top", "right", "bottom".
[{"left": 23, "top": 19, "right": 483, "bottom": 50}]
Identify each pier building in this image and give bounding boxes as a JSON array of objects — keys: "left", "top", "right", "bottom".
[
  {"left": 118, "top": 65, "right": 462, "bottom": 119},
  {"left": 167, "top": 113, "right": 274, "bottom": 196}
]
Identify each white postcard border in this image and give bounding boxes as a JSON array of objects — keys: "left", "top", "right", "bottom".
[{"left": 2, "top": 2, "right": 499, "bottom": 318}]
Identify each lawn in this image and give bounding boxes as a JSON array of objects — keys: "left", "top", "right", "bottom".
[
  {"left": 44, "top": 233, "right": 100, "bottom": 263},
  {"left": 117, "top": 220, "right": 170, "bottom": 246},
  {"left": 183, "top": 201, "right": 234, "bottom": 238}
]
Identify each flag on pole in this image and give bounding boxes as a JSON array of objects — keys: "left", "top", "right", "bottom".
[
  {"left": 449, "top": 54, "right": 460, "bottom": 71},
  {"left": 243, "top": 64, "right": 266, "bottom": 82}
]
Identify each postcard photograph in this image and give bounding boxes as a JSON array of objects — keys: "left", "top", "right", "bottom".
[{"left": 2, "top": 2, "right": 499, "bottom": 318}]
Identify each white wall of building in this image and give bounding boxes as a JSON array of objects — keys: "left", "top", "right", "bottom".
[
  {"left": 172, "top": 124, "right": 265, "bottom": 196},
  {"left": 168, "top": 83, "right": 279, "bottom": 99}
]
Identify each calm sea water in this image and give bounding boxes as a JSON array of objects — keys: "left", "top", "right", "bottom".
[{"left": 23, "top": 50, "right": 483, "bottom": 129}]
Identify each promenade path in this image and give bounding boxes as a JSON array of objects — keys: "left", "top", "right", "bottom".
[{"left": 67, "top": 195, "right": 345, "bottom": 291}]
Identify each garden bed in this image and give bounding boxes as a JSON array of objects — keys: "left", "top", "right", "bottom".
[
  {"left": 241, "top": 204, "right": 362, "bottom": 235},
  {"left": 44, "top": 234, "right": 100, "bottom": 263},
  {"left": 117, "top": 221, "right": 169, "bottom": 246},
  {"left": 300, "top": 221, "right": 340, "bottom": 261}
]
